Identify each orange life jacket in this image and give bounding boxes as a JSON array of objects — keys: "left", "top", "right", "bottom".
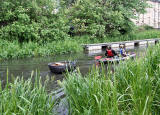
[{"left": 107, "top": 50, "right": 114, "bottom": 57}]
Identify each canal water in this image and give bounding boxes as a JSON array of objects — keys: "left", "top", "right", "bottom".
[{"left": 0, "top": 46, "right": 148, "bottom": 92}]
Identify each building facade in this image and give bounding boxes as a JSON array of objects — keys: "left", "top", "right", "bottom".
[{"left": 133, "top": 0, "right": 160, "bottom": 28}]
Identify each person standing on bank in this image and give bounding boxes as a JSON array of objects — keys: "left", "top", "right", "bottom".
[{"left": 105, "top": 46, "right": 117, "bottom": 58}]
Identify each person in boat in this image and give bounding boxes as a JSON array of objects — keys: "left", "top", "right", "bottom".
[
  {"left": 119, "top": 45, "right": 126, "bottom": 57},
  {"left": 105, "top": 46, "right": 117, "bottom": 58}
]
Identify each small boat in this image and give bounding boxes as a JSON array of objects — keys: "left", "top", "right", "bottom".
[
  {"left": 95, "top": 53, "right": 136, "bottom": 64},
  {"left": 48, "top": 61, "right": 76, "bottom": 74}
]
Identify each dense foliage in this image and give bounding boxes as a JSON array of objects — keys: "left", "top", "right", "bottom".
[
  {"left": 0, "top": 0, "right": 148, "bottom": 42},
  {"left": 67, "top": 0, "right": 148, "bottom": 37},
  {"left": 0, "top": 0, "right": 69, "bottom": 43}
]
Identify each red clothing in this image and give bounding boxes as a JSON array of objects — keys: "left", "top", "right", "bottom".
[{"left": 107, "top": 50, "right": 114, "bottom": 57}]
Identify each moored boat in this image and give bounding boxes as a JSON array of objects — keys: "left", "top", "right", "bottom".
[
  {"left": 48, "top": 61, "right": 76, "bottom": 74},
  {"left": 96, "top": 53, "right": 136, "bottom": 64}
]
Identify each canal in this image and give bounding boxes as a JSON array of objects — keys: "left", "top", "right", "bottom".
[{"left": 0, "top": 46, "right": 148, "bottom": 91}]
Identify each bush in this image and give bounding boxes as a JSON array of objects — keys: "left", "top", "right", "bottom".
[
  {"left": 0, "top": 0, "right": 70, "bottom": 43},
  {"left": 67, "top": 0, "right": 147, "bottom": 38},
  {"left": 138, "top": 25, "right": 154, "bottom": 31}
]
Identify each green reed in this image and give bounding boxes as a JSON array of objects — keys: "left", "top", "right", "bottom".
[
  {"left": 63, "top": 44, "right": 160, "bottom": 115},
  {"left": 0, "top": 71, "right": 55, "bottom": 115}
]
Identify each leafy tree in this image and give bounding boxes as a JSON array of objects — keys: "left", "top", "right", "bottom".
[
  {"left": 0, "top": 0, "right": 70, "bottom": 42},
  {"left": 68, "top": 0, "right": 148, "bottom": 37},
  {"left": 0, "top": 0, "right": 148, "bottom": 42}
]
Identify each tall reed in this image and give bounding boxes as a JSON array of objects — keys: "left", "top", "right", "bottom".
[
  {"left": 63, "top": 44, "right": 160, "bottom": 114},
  {"left": 0, "top": 71, "right": 55, "bottom": 114}
]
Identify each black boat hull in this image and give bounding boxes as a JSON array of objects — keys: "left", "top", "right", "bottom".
[{"left": 48, "top": 61, "right": 76, "bottom": 74}]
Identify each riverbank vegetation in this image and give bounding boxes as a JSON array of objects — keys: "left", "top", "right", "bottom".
[
  {"left": 75, "top": 29, "right": 160, "bottom": 44},
  {"left": 0, "top": 39, "right": 81, "bottom": 59},
  {"left": 1, "top": 29, "right": 159, "bottom": 59},
  {"left": 0, "top": 71, "right": 55, "bottom": 114},
  {"left": 0, "top": 0, "right": 159, "bottom": 59},
  {"left": 63, "top": 44, "right": 160, "bottom": 114}
]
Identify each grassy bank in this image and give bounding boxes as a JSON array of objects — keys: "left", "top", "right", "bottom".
[
  {"left": 63, "top": 43, "right": 160, "bottom": 114},
  {"left": 0, "top": 71, "right": 55, "bottom": 114},
  {"left": 75, "top": 29, "right": 160, "bottom": 44},
  {"left": 0, "top": 29, "right": 160, "bottom": 60},
  {"left": 0, "top": 39, "right": 82, "bottom": 59}
]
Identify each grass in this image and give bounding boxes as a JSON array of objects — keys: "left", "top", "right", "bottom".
[
  {"left": 0, "top": 70, "right": 55, "bottom": 115},
  {"left": 62, "top": 43, "right": 160, "bottom": 114}
]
